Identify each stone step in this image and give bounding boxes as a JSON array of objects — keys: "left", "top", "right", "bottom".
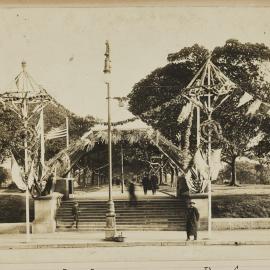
[
  {"left": 56, "top": 199, "right": 187, "bottom": 232},
  {"left": 57, "top": 218, "right": 186, "bottom": 223},
  {"left": 56, "top": 227, "right": 183, "bottom": 232}
]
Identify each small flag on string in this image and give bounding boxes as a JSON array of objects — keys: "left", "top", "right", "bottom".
[
  {"left": 237, "top": 92, "right": 253, "bottom": 107},
  {"left": 246, "top": 99, "right": 262, "bottom": 115},
  {"left": 258, "top": 102, "right": 270, "bottom": 115},
  {"left": 177, "top": 102, "right": 193, "bottom": 123}
]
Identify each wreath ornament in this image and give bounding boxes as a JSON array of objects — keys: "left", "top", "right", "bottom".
[{"left": 200, "top": 119, "right": 222, "bottom": 143}]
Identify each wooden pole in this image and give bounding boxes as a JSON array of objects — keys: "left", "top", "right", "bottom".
[
  {"left": 66, "top": 117, "right": 71, "bottom": 179},
  {"left": 40, "top": 109, "right": 45, "bottom": 167},
  {"left": 121, "top": 145, "right": 124, "bottom": 193},
  {"left": 207, "top": 61, "right": 212, "bottom": 239},
  {"left": 23, "top": 92, "right": 30, "bottom": 242}
]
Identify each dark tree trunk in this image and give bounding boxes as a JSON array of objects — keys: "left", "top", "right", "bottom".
[
  {"left": 170, "top": 167, "right": 175, "bottom": 187},
  {"left": 229, "top": 156, "right": 240, "bottom": 187}
]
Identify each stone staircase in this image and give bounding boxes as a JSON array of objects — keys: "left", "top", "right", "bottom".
[{"left": 56, "top": 198, "right": 187, "bottom": 231}]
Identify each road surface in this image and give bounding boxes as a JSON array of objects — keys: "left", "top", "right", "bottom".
[{"left": 0, "top": 245, "right": 269, "bottom": 270}]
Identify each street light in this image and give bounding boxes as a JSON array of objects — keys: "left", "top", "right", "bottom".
[{"left": 104, "top": 40, "right": 117, "bottom": 240}]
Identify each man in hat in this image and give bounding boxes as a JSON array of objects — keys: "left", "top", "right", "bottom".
[{"left": 186, "top": 200, "right": 200, "bottom": 240}]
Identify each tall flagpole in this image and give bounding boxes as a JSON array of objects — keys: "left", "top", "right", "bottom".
[
  {"left": 121, "top": 145, "right": 124, "bottom": 193},
  {"left": 66, "top": 117, "right": 71, "bottom": 179},
  {"left": 207, "top": 61, "right": 212, "bottom": 238},
  {"left": 40, "top": 109, "right": 45, "bottom": 167},
  {"left": 22, "top": 61, "right": 30, "bottom": 242}
]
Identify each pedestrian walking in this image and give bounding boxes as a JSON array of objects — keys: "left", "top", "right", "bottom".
[
  {"left": 72, "top": 201, "right": 80, "bottom": 229},
  {"left": 142, "top": 174, "right": 149, "bottom": 195},
  {"left": 186, "top": 200, "right": 200, "bottom": 241},
  {"left": 150, "top": 174, "right": 158, "bottom": 195},
  {"left": 128, "top": 179, "right": 137, "bottom": 207}
]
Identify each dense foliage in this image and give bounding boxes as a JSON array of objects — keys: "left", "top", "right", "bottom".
[{"left": 128, "top": 39, "right": 270, "bottom": 185}]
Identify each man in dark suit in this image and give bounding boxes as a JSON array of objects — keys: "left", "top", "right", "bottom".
[{"left": 186, "top": 201, "right": 200, "bottom": 240}]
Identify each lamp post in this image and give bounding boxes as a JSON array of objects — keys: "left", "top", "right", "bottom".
[{"left": 104, "top": 40, "right": 117, "bottom": 240}]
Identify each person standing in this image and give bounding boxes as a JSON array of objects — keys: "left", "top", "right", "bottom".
[
  {"left": 72, "top": 201, "right": 80, "bottom": 229},
  {"left": 142, "top": 174, "right": 149, "bottom": 195},
  {"left": 128, "top": 179, "right": 137, "bottom": 207},
  {"left": 186, "top": 200, "right": 200, "bottom": 240},
  {"left": 150, "top": 174, "right": 158, "bottom": 195}
]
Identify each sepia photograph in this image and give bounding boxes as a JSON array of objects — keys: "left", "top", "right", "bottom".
[{"left": 0, "top": 1, "right": 269, "bottom": 269}]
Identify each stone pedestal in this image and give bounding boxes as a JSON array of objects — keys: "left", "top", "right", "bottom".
[
  {"left": 189, "top": 193, "right": 208, "bottom": 230},
  {"left": 105, "top": 214, "right": 117, "bottom": 240},
  {"left": 32, "top": 192, "right": 63, "bottom": 234}
]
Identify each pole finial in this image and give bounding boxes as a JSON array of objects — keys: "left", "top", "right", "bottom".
[
  {"left": 104, "top": 41, "right": 111, "bottom": 74},
  {"left": 21, "top": 61, "right": 27, "bottom": 71}
]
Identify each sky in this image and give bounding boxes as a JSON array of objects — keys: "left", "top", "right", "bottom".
[{"left": 0, "top": 7, "right": 270, "bottom": 122}]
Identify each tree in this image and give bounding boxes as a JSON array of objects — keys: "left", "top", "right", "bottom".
[
  {"left": 128, "top": 40, "right": 270, "bottom": 186},
  {"left": 0, "top": 101, "right": 95, "bottom": 164}
]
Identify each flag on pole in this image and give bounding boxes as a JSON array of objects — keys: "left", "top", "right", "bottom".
[
  {"left": 45, "top": 127, "right": 67, "bottom": 140},
  {"left": 210, "top": 149, "right": 222, "bottom": 180},
  {"left": 194, "top": 149, "right": 209, "bottom": 180},
  {"left": 11, "top": 155, "right": 26, "bottom": 191}
]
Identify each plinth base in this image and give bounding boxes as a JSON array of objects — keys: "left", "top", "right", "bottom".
[
  {"left": 32, "top": 193, "right": 63, "bottom": 234},
  {"left": 105, "top": 214, "right": 117, "bottom": 240}
]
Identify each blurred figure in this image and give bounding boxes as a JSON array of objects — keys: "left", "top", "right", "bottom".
[
  {"left": 142, "top": 173, "right": 149, "bottom": 195},
  {"left": 72, "top": 201, "right": 80, "bottom": 229},
  {"left": 150, "top": 174, "right": 158, "bottom": 195},
  {"left": 128, "top": 178, "right": 137, "bottom": 207},
  {"left": 186, "top": 200, "right": 200, "bottom": 241}
]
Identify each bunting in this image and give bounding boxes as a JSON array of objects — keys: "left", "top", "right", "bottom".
[
  {"left": 246, "top": 100, "right": 262, "bottom": 115},
  {"left": 237, "top": 92, "right": 253, "bottom": 107},
  {"left": 237, "top": 91, "right": 270, "bottom": 116}
]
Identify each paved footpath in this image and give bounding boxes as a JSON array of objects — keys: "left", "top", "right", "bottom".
[
  {"left": 0, "top": 229, "right": 270, "bottom": 250},
  {"left": 1, "top": 186, "right": 270, "bottom": 249}
]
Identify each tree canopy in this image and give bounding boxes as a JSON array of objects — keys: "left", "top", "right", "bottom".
[{"left": 128, "top": 39, "right": 270, "bottom": 185}]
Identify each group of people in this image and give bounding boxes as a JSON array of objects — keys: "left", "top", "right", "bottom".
[{"left": 141, "top": 173, "right": 159, "bottom": 195}]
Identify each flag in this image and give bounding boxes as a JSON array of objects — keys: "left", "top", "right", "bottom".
[
  {"left": 237, "top": 92, "right": 253, "bottom": 107},
  {"left": 35, "top": 112, "right": 42, "bottom": 135},
  {"left": 11, "top": 155, "right": 26, "bottom": 191},
  {"left": 177, "top": 102, "right": 193, "bottom": 123},
  {"left": 246, "top": 99, "right": 262, "bottom": 115},
  {"left": 194, "top": 149, "right": 209, "bottom": 180},
  {"left": 45, "top": 127, "right": 67, "bottom": 140},
  {"left": 210, "top": 149, "right": 222, "bottom": 180},
  {"left": 258, "top": 102, "right": 270, "bottom": 115},
  {"left": 247, "top": 132, "right": 266, "bottom": 149},
  {"left": 27, "top": 159, "right": 35, "bottom": 189}
]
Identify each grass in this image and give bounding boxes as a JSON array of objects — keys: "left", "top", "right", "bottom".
[
  {"left": 212, "top": 194, "right": 270, "bottom": 218},
  {"left": 0, "top": 194, "right": 34, "bottom": 223}
]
